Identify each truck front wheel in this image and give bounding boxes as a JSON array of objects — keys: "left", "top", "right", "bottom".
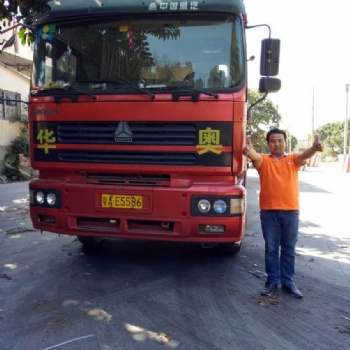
[
  {"left": 77, "top": 236, "right": 102, "bottom": 245},
  {"left": 217, "top": 242, "right": 242, "bottom": 255}
]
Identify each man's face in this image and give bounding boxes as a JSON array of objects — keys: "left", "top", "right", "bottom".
[{"left": 267, "top": 133, "right": 286, "bottom": 157}]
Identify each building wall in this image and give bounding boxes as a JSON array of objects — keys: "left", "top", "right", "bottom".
[
  {"left": 0, "top": 64, "right": 30, "bottom": 108},
  {"left": 0, "top": 22, "right": 32, "bottom": 173},
  {"left": 0, "top": 119, "right": 23, "bottom": 171},
  {"left": 0, "top": 66, "right": 30, "bottom": 172}
]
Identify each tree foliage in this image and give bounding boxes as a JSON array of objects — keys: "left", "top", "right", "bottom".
[
  {"left": 247, "top": 90, "right": 282, "bottom": 153},
  {"left": 315, "top": 121, "right": 347, "bottom": 160},
  {"left": 0, "top": 0, "right": 48, "bottom": 24},
  {"left": 290, "top": 135, "right": 298, "bottom": 152},
  {"left": 1, "top": 0, "right": 49, "bottom": 48}
]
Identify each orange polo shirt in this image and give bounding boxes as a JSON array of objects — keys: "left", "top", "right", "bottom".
[{"left": 256, "top": 153, "right": 301, "bottom": 210}]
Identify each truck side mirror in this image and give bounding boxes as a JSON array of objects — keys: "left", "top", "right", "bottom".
[
  {"left": 260, "top": 38, "right": 280, "bottom": 76},
  {"left": 259, "top": 77, "right": 281, "bottom": 93}
]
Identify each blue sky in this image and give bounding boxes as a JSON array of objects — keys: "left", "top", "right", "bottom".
[{"left": 244, "top": 0, "right": 350, "bottom": 140}]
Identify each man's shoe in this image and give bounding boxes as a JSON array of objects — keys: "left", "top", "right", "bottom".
[
  {"left": 282, "top": 283, "right": 303, "bottom": 298},
  {"left": 261, "top": 282, "right": 278, "bottom": 296}
]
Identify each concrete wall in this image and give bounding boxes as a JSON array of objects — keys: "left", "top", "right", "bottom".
[{"left": 0, "top": 120, "right": 23, "bottom": 172}]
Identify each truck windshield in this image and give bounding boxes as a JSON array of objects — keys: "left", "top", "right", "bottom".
[{"left": 31, "top": 14, "right": 244, "bottom": 94}]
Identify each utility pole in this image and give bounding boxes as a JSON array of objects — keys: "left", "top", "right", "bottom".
[{"left": 344, "top": 84, "right": 349, "bottom": 155}]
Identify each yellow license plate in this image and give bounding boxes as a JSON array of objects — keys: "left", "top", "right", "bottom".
[{"left": 101, "top": 194, "right": 143, "bottom": 209}]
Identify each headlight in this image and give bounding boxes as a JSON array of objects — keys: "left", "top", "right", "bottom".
[
  {"left": 191, "top": 195, "right": 245, "bottom": 217},
  {"left": 213, "top": 200, "right": 227, "bottom": 214},
  {"left": 36, "top": 191, "right": 45, "bottom": 204},
  {"left": 198, "top": 199, "right": 211, "bottom": 213},
  {"left": 30, "top": 188, "right": 61, "bottom": 208},
  {"left": 46, "top": 193, "right": 57, "bottom": 206}
]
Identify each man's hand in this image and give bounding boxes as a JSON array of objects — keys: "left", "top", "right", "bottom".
[
  {"left": 243, "top": 138, "right": 263, "bottom": 168},
  {"left": 297, "top": 135, "right": 324, "bottom": 165},
  {"left": 243, "top": 138, "right": 253, "bottom": 156},
  {"left": 313, "top": 135, "right": 324, "bottom": 152}
]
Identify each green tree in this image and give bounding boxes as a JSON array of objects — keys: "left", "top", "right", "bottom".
[
  {"left": 0, "top": 1, "right": 48, "bottom": 23},
  {"left": 1, "top": 1, "right": 49, "bottom": 48},
  {"left": 247, "top": 90, "right": 282, "bottom": 153},
  {"left": 315, "top": 121, "right": 346, "bottom": 160},
  {"left": 290, "top": 135, "right": 298, "bottom": 152}
]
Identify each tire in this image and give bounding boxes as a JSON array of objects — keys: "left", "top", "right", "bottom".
[
  {"left": 217, "top": 242, "right": 242, "bottom": 255},
  {"left": 77, "top": 236, "right": 102, "bottom": 245}
]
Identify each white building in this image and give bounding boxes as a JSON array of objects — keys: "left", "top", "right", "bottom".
[{"left": 0, "top": 24, "right": 32, "bottom": 173}]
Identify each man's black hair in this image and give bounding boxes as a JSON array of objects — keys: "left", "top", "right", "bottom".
[{"left": 266, "top": 128, "right": 287, "bottom": 142}]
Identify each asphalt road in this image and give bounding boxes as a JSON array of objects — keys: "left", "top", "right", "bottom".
[{"left": 0, "top": 164, "right": 349, "bottom": 350}]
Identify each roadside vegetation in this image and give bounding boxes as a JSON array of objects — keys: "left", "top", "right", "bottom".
[{"left": 0, "top": 125, "right": 31, "bottom": 183}]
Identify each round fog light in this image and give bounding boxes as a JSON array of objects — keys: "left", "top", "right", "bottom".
[
  {"left": 36, "top": 191, "right": 45, "bottom": 204},
  {"left": 198, "top": 199, "right": 211, "bottom": 213},
  {"left": 214, "top": 200, "right": 227, "bottom": 214},
  {"left": 46, "top": 193, "right": 57, "bottom": 206}
]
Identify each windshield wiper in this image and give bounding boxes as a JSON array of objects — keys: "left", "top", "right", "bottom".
[
  {"left": 84, "top": 79, "right": 155, "bottom": 99},
  {"left": 35, "top": 86, "right": 97, "bottom": 103},
  {"left": 62, "top": 86, "right": 97, "bottom": 99},
  {"left": 114, "top": 80, "right": 155, "bottom": 99},
  {"left": 170, "top": 86, "right": 219, "bottom": 102},
  {"left": 183, "top": 86, "right": 219, "bottom": 98}
]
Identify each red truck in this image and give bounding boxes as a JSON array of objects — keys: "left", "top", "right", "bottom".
[{"left": 28, "top": 0, "right": 280, "bottom": 254}]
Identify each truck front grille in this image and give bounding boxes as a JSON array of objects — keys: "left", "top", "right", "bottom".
[
  {"left": 58, "top": 150, "right": 197, "bottom": 165},
  {"left": 57, "top": 122, "right": 197, "bottom": 145}
]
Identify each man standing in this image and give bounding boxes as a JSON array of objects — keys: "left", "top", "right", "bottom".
[{"left": 243, "top": 128, "right": 324, "bottom": 298}]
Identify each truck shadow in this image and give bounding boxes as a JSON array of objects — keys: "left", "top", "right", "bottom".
[{"left": 79, "top": 238, "right": 240, "bottom": 264}]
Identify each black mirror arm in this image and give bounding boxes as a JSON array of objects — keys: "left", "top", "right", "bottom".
[
  {"left": 245, "top": 24, "right": 271, "bottom": 39},
  {"left": 247, "top": 92, "right": 268, "bottom": 120}
]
